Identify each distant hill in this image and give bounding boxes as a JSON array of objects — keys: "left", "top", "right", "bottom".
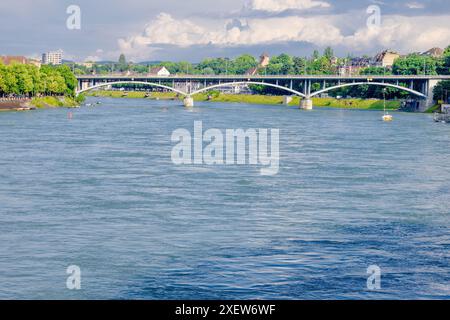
[
  {"left": 135, "top": 61, "right": 163, "bottom": 65},
  {"left": 64, "top": 60, "right": 164, "bottom": 65}
]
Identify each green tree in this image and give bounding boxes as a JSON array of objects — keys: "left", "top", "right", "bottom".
[
  {"left": 292, "top": 57, "right": 307, "bottom": 75},
  {"left": 440, "top": 46, "right": 450, "bottom": 75},
  {"left": 56, "top": 65, "right": 77, "bottom": 96},
  {"left": 266, "top": 61, "right": 282, "bottom": 75},
  {"left": 433, "top": 80, "right": 450, "bottom": 101},
  {"left": 202, "top": 67, "right": 215, "bottom": 75},
  {"left": 309, "top": 56, "right": 332, "bottom": 75},
  {"left": 312, "top": 50, "right": 320, "bottom": 60},
  {"left": 393, "top": 54, "right": 441, "bottom": 75},
  {"left": 41, "top": 65, "right": 67, "bottom": 95},
  {"left": 324, "top": 47, "right": 334, "bottom": 60},
  {"left": 443, "top": 45, "right": 450, "bottom": 56},
  {"left": 233, "top": 54, "right": 258, "bottom": 74},
  {"left": 118, "top": 54, "right": 126, "bottom": 65},
  {"left": 11, "top": 64, "right": 34, "bottom": 95},
  {"left": 3, "top": 66, "right": 19, "bottom": 95},
  {"left": 199, "top": 58, "right": 231, "bottom": 75},
  {"left": 0, "top": 63, "right": 7, "bottom": 94},
  {"left": 177, "top": 61, "right": 194, "bottom": 74},
  {"left": 28, "top": 65, "right": 43, "bottom": 95},
  {"left": 266, "top": 54, "right": 293, "bottom": 75},
  {"left": 0, "top": 62, "right": 76, "bottom": 97}
]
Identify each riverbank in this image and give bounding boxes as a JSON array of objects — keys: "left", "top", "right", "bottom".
[
  {"left": 0, "top": 99, "right": 31, "bottom": 111},
  {"left": 30, "top": 96, "right": 81, "bottom": 108},
  {"left": 86, "top": 90, "right": 401, "bottom": 110},
  {"left": 0, "top": 96, "right": 83, "bottom": 111}
]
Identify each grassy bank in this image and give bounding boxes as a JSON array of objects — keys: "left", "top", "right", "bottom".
[
  {"left": 30, "top": 96, "right": 83, "bottom": 108},
  {"left": 424, "top": 104, "right": 441, "bottom": 113},
  {"left": 311, "top": 97, "right": 400, "bottom": 110},
  {"left": 86, "top": 90, "right": 402, "bottom": 110}
]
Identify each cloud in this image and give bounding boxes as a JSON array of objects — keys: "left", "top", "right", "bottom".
[
  {"left": 118, "top": 13, "right": 343, "bottom": 60},
  {"left": 345, "top": 15, "right": 450, "bottom": 53},
  {"left": 244, "top": 0, "right": 331, "bottom": 13},
  {"left": 116, "top": 3, "right": 450, "bottom": 61},
  {"left": 84, "top": 49, "right": 105, "bottom": 62},
  {"left": 406, "top": 2, "right": 425, "bottom": 9},
  {"left": 117, "top": 13, "right": 209, "bottom": 60}
]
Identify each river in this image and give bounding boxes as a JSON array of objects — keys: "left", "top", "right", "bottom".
[{"left": 0, "top": 97, "right": 449, "bottom": 299}]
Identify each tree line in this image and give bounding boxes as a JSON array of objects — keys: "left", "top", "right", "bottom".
[
  {"left": 74, "top": 46, "right": 450, "bottom": 77},
  {"left": 71, "top": 46, "right": 450, "bottom": 100},
  {"left": 0, "top": 63, "right": 77, "bottom": 97},
  {"left": 6, "top": 46, "right": 448, "bottom": 101}
]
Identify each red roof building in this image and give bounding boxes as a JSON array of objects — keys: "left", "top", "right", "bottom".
[{"left": 0, "top": 56, "right": 28, "bottom": 65}]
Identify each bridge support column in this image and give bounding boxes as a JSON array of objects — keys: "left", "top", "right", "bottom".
[
  {"left": 418, "top": 79, "right": 439, "bottom": 112},
  {"left": 426, "top": 79, "right": 439, "bottom": 109},
  {"left": 183, "top": 96, "right": 194, "bottom": 108},
  {"left": 80, "top": 81, "right": 89, "bottom": 91},
  {"left": 300, "top": 98, "right": 313, "bottom": 110}
]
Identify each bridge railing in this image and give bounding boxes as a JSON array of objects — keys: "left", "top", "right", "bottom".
[{"left": 76, "top": 74, "right": 450, "bottom": 80}]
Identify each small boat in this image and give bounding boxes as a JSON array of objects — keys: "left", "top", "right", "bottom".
[
  {"left": 381, "top": 89, "right": 393, "bottom": 122},
  {"left": 433, "top": 112, "right": 450, "bottom": 123}
]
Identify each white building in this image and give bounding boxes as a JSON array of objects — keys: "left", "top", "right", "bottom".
[
  {"left": 42, "top": 51, "right": 63, "bottom": 65},
  {"left": 149, "top": 66, "right": 171, "bottom": 77}
]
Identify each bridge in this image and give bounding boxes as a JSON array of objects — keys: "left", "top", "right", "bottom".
[{"left": 76, "top": 75, "right": 450, "bottom": 110}]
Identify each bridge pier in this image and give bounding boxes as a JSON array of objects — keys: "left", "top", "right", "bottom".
[
  {"left": 300, "top": 98, "right": 313, "bottom": 110},
  {"left": 416, "top": 79, "right": 439, "bottom": 112},
  {"left": 425, "top": 79, "right": 439, "bottom": 111},
  {"left": 183, "top": 96, "right": 194, "bottom": 108}
]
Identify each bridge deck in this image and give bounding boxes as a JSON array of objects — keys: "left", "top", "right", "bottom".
[{"left": 77, "top": 75, "right": 450, "bottom": 81}]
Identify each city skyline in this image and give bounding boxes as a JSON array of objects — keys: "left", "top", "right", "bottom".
[{"left": 1, "top": 0, "right": 450, "bottom": 62}]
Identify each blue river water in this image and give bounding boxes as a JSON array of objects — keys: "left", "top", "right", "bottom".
[{"left": 0, "top": 97, "right": 449, "bottom": 300}]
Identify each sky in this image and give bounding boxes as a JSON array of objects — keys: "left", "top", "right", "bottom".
[{"left": 1, "top": 0, "right": 450, "bottom": 62}]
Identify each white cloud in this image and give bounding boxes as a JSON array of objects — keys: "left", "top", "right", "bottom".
[
  {"left": 84, "top": 49, "right": 104, "bottom": 62},
  {"left": 217, "top": 16, "right": 342, "bottom": 46},
  {"left": 118, "top": 13, "right": 342, "bottom": 60},
  {"left": 406, "top": 2, "right": 425, "bottom": 9},
  {"left": 345, "top": 15, "right": 450, "bottom": 53},
  {"left": 116, "top": 9, "right": 450, "bottom": 61},
  {"left": 244, "top": 0, "right": 330, "bottom": 12},
  {"left": 117, "top": 13, "right": 208, "bottom": 60}
]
